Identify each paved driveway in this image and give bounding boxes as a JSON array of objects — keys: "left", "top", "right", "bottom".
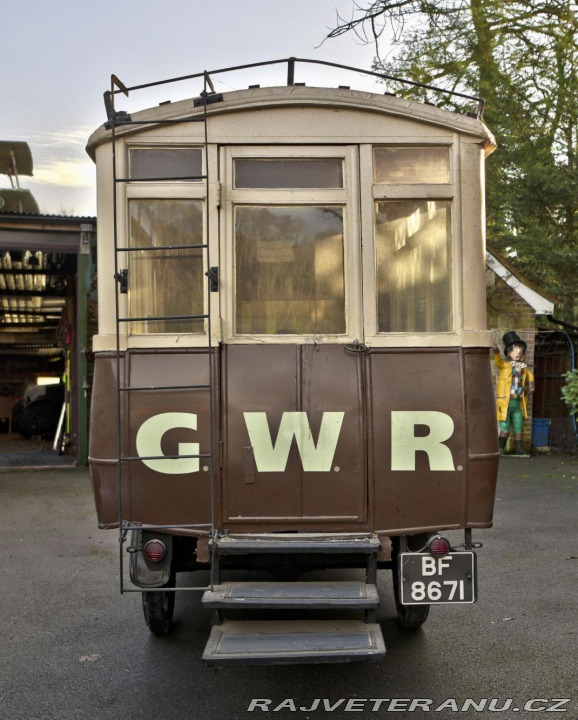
[{"left": 0, "top": 455, "right": 576, "bottom": 719}]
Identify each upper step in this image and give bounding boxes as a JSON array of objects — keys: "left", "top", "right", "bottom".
[
  {"left": 202, "top": 580, "right": 379, "bottom": 609},
  {"left": 212, "top": 533, "right": 381, "bottom": 555},
  {"left": 202, "top": 619, "right": 386, "bottom": 666}
]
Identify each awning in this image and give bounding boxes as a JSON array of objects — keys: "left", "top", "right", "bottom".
[
  {"left": 0, "top": 141, "right": 34, "bottom": 176},
  {"left": 0, "top": 189, "right": 40, "bottom": 214}
]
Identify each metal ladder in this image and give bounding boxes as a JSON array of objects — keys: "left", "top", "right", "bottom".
[{"left": 106, "top": 72, "right": 221, "bottom": 591}]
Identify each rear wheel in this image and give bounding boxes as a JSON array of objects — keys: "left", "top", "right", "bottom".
[
  {"left": 142, "top": 572, "right": 176, "bottom": 635},
  {"left": 392, "top": 535, "right": 431, "bottom": 629},
  {"left": 22, "top": 401, "right": 60, "bottom": 439}
]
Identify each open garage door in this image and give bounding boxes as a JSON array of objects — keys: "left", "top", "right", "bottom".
[{"left": 0, "top": 215, "right": 95, "bottom": 467}]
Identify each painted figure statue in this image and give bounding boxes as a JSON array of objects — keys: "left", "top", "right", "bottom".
[{"left": 493, "top": 331, "right": 535, "bottom": 457}]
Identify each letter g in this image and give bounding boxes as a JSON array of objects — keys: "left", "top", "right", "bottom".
[{"left": 136, "top": 412, "right": 199, "bottom": 474}]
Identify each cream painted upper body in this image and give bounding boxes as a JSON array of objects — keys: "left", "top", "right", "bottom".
[{"left": 87, "top": 85, "right": 496, "bottom": 352}]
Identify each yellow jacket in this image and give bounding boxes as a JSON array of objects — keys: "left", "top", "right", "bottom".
[{"left": 494, "top": 353, "right": 535, "bottom": 422}]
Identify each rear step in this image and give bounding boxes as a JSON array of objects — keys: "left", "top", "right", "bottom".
[
  {"left": 202, "top": 532, "right": 385, "bottom": 666},
  {"left": 202, "top": 620, "right": 385, "bottom": 666},
  {"left": 202, "top": 580, "right": 379, "bottom": 609},
  {"left": 213, "top": 533, "right": 381, "bottom": 555}
]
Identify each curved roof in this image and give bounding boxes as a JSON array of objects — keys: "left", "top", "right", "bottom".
[{"left": 86, "top": 85, "right": 496, "bottom": 160}]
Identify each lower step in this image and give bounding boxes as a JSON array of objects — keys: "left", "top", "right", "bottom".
[
  {"left": 202, "top": 581, "right": 379, "bottom": 609},
  {"left": 202, "top": 619, "right": 385, "bottom": 666}
]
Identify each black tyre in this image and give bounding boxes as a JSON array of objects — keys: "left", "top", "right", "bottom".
[
  {"left": 11, "top": 401, "right": 27, "bottom": 436},
  {"left": 142, "top": 573, "right": 176, "bottom": 635},
  {"left": 392, "top": 535, "right": 431, "bottom": 629},
  {"left": 23, "top": 401, "right": 61, "bottom": 439}
]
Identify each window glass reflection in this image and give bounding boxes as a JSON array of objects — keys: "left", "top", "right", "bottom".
[
  {"left": 375, "top": 200, "right": 452, "bottom": 332},
  {"left": 130, "top": 148, "right": 202, "bottom": 181},
  {"left": 128, "top": 199, "right": 204, "bottom": 334},
  {"left": 235, "top": 159, "right": 343, "bottom": 188},
  {"left": 373, "top": 147, "right": 450, "bottom": 184},
  {"left": 235, "top": 206, "right": 345, "bottom": 334}
]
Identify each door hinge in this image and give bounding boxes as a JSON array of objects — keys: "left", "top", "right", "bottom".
[
  {"left": 206, "top": 266, "right": 219, "bottom": 292},
  {"left": 114, "top": 268, "right": 128, "bottom": 294},
  {"left": 215, "top": 180, "right": 222, "bottom": 208}
]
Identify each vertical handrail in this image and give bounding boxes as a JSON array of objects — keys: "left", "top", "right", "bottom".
[
  {"left": 110, "top": 77, "right": 125, "bottom": 592},
  {"left": 203, "top": 72, "right": 218, "bottom": 592}
]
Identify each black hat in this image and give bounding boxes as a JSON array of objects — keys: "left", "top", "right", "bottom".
[{"left": 502, "top": 330, "right": 527, "bottom": 355}]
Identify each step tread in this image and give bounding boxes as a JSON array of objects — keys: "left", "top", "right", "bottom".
[
  {"left": 202, "top": 619, "right": 385, "bottom": 666},
  {"left": 202, "top": 581, "right": 379, "bottom": 608},
  {"left": 213, "top": 534, "right": 380, "bottom": 555}
]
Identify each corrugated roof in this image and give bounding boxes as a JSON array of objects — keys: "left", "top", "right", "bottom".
[
  {"left": 0, "top": 210, "right": 96, "bottom": 222},
  {"left": 0, "top": 344, "right": 62, "bottom": 356}
]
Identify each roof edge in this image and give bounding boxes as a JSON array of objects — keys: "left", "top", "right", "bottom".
[
  {"left": 486, "top": 247, "right": 556, "bottom": 315},
  {"left": 86, "top": 85, "right": 496, "bottom": 161}
]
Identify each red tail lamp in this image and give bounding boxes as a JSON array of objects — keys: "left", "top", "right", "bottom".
[
  {"left": 428, "top": 535, "right": 451, "bottom": 558},
  {"left": 143, "top": 539, "right": 167, "bottom": 563}
]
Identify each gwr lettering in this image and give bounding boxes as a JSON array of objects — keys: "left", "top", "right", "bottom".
[
  {"left": 243, "top": 411, "right": 344, "bottom": 472},
  {"left": 136, "top": 410, "right": 456, "bottom": 474}
]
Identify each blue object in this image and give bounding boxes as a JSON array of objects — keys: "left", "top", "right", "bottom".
[{"left": 531, "top": 418, "right": 550, "bottom": 447}]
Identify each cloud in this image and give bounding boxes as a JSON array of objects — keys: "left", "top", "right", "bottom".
[
  {"left": 33, "top": 158, "right": 95, "bottom": 188},
  {"left": 20, "top": 128, "right": 97, "bottom": 188},
  {"left": 34, "top": 128, "right": 95, "bottom": 149}
]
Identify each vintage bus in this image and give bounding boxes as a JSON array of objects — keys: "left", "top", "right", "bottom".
[{"left": 86, "top": 58, "right": 499, "bottom": 666}]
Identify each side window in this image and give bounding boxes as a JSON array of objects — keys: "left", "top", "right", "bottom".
[
  {"left": 372, "top": 147, "right": 453, "bottom": 333},
  {"left": 128, "top": 199, "right": 204, "bottom": 334},
  {"left": 375, "top": 200, "right": 452, "bottom": 332},
  {"left": 373, "top": 146, "right": 450, "bottom": 184},
  {"left": 129, "top": 147, "right": 202, "bottom": 181}
]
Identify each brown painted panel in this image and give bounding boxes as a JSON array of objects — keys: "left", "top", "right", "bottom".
[
  {"left": 223, "top": 345, "right": 367, "bottom": 524},
  {"left": 89, "top": 346, "right": 497, "bottom": 533},
  {"left": 464, "top": 348, "right": 499, "bottom": 526},
  {"left": 89, "top": 353, "right": 120, "bottom": 526},
  {"left": 89, "top": 350, "right": 217, "bottom": 527},
  {"left": 370, "top": 349, "right": 468, "bottom": 533}
]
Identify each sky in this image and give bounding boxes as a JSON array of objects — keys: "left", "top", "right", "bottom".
[{"left": 2, "top": 1, "right": 381, "bottom": 218}]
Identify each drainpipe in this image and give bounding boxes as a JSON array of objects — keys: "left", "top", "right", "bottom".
[{"left": 76, "top": 224, "right": 94, "bottom": 466}]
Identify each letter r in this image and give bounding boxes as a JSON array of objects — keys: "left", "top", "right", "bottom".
[{"left": 391, "top": 411, "right": 455, "bottom": 471}]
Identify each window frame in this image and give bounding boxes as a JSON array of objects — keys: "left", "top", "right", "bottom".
[
  {"left": 221, "top": 145, "right": 362, "bottom": 344},
  {"left": 128, "top": 146, "right": 204, "bottom": 182},
  {"left": 117, "top": 142, "right": 219, "bottom": 349},
  {"left": 126, "top": 196, "right": 206, "bottom": 337},
  {"left": 360, "top": 139, "right": 463, "bottom": 347}
]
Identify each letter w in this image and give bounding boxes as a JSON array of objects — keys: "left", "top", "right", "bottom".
[{"left": 243, "top": 412, "right": 344, "bottom": 472}]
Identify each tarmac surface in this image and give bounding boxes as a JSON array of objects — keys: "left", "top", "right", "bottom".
[
  {"left": 0, "top": 453, "right": 576, "bottom": 720},
  {"left": 0, "top": 433, "right": 75, "bottom": 469}
]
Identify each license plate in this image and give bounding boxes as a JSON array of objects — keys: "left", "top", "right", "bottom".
[{"left": 399, "top": 551, "right": 477, "bottom": 604}]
